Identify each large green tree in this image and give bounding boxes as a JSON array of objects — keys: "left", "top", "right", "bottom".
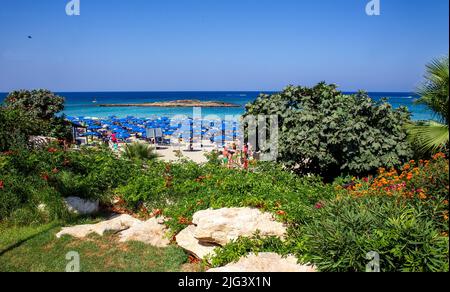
[
  {"left": 1, "top": 89, "right": 71, "bottom": 151},
  {"left": 4, "top": 89, "right": 65, "bottom": 120},
  {"left": 244, "top": 83, "right": 413, "bottom": 178},
  {"left": 407, "top": 56, "right": 449, "bottom": 154}
]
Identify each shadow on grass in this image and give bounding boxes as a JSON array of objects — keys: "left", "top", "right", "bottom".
[{"left": 0, "top": 223, "right": 58, "bottom": 257}]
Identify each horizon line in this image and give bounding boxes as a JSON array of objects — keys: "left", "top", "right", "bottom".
[{"left": 0, "top": 90, "right": 417, "bottom": 94}]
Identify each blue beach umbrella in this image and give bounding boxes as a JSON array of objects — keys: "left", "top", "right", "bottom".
[
  {"left": 82, "top": 132, "right": 102, "bottom": 137},
  {"left": 116, "top": 132, "right": 131, "bottom": 139},
  {"left": 88, "top": 125, "right": 102, "bottom": 130}
]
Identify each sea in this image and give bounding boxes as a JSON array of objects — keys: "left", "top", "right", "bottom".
[{"left": 0, "top": 91, "right": 434, "bottom": 121}]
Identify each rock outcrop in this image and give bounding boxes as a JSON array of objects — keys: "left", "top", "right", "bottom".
[
  {"left": 176, "top": 208, "right": 287, "bottom": 260},
  {"left": 176, "top": 225, "right": 219, "bottom": 259},
  {"left": 56, "top": 214, "right": 141, "bottom": 238},
  {"left": 192, "top": 208, "right": 287, "bottom": 246},
  {"left": 207, "top": 253, "right": 316, "bottom": 272},
  {"left": 118, "top": 217, "right": 170, "bottom": 247}
]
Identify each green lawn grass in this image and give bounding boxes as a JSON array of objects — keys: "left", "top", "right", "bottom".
[{"left": 0, "top": 221, "right": 199, "bottom": 272}]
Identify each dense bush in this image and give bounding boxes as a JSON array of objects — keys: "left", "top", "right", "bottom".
[
  {"left": 0, "top": 108, "right": 41, "bottom": 152},
  {"left": 343, "top": 153, "right": 449, "bottom": 231},
  {"left": 0, "top": 173, "right": 71, "bottom": 225},
  {"left": 297, "top": 154, "right": 449, "bottom": 272},
  {"left": 244, "top": 83, "right": 413, "bottom": 178},
  {"left": 0, "top": 146, "right": 140, "bottom": 225},
  {"left": 301, "top": 195, "right": 449, "bottom": 272}
]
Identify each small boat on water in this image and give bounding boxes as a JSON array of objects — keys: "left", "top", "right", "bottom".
[{"left": 92, "top": 98, "right": 97, "bottom": 103}]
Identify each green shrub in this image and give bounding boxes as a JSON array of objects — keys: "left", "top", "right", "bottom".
[
  {"left": 123, "top": 143, "right": 159, "bottom": 162},
  {"left": 0, "top": 174, "right": 71, "bottom": 225},
  {"left": 208, "top": 235, "right": 288, "bottom": 268},
  {"left": 116, "top": 170, "right": 167, "bottom": 208},
  {"left": 244, "top": 83, "right": 413, "bottom": 178},
  {"left": 204, "top": 150, "right": 222, "bottom": 166},
  {"left": 301, "top": 195, "right": 449, "bottom": 272},
  {"left": 0, "top": 146, "right": 140, "bottom": 225},
  {"left": 0, "top": 108, "right": 41, "bottom": 152},
  {"left": 0, "top": 174, "right": 34, "bottom": 221},
  {"left": 343, "top": 153, "right": 449, "bottom": 232}
]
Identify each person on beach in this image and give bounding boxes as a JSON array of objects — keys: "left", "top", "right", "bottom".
[
  {"left": 226, "top": 142, "right": 236, "bottom": 166},
  {"left": 111, "top": 133, "right": 118, "bottom": 151},
  {"left": 243, "top": 143, "right": 249, "bottom": 170},
  {"left": 222, "top": 146, "right": 230, "bottom": 168},
  {"left": 102, "top": 132, "right": 110, "bottom": 147}
]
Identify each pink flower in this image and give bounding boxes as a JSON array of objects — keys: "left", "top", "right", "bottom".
[{"left": 315, "top": 202, "right": 324, "bottom": 209}]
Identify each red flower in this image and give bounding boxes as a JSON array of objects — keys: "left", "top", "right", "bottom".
[
  {"left": 188, "top": 255, "right": 201, "bottom": 264},
  {"left": 277, "top": 210, "right": 286, "bottom": 216},
  {"left": 47, "top": 148, "right": 58, "bottom": 153},
  {"left": 363, "top": 177, "right": 369, "bottom": 183},
  {"left": 315, "top": 202, "right": 324, "bottom": 209},
  {"left": 178, "top": 217, "right": 191, "bottom": 225},
  {"left": 152, "top": 209, "right": 162, "bottom": 216},
  {"left": 41, "top": 173, "right": 49, "bottom": 181},
  {"left": 0, "top": 180, "right": 4, "bottom": 190}
]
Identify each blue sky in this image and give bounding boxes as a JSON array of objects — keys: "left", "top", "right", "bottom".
[{"left": 0, "top": 0, "right": 448, "bottom": 92}]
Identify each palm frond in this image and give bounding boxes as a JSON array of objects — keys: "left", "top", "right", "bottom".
[
  {"left": 123, "top": 143, "right": 159, "bottom": 161},
  {"left": 416, "top": 55, "right": 449, "bottom": 124},
  {"left": 406, "top": 121, "right": 449, "bottom": 154}
]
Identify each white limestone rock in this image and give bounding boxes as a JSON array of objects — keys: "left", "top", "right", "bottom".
[
  {"left": 192, "top": 208, "right": 287, "bottom": 246},
  {"left": 56, "top": 214, "right": 141, "bottom": 239},
  {"left": 176, "top": 225, "right": 219, "bottom": 260},
  {"left": 118, "top": 217, "right": 170, "bottom": 247},
  {"left": 207, "top": 253, "right": 317, "bottom": 273}
]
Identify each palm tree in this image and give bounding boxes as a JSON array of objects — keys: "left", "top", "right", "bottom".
[
  {"left": 407, "top": 56, "right": 449, "bottom": 154},
  {"left": 123, "top": 142, "right": 159, "bottom": 161}
]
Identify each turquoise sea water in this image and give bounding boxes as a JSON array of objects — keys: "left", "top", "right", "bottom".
[{"left": 0, "top": 91, "right": 435, "bottom": 121}]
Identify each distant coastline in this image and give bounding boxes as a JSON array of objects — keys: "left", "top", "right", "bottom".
[
  {"left": 98, "top": 99, "right": 242, "bottom": 108},
  {"left": 0, "top": 91, "right": 432, "bottom": 121}
]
